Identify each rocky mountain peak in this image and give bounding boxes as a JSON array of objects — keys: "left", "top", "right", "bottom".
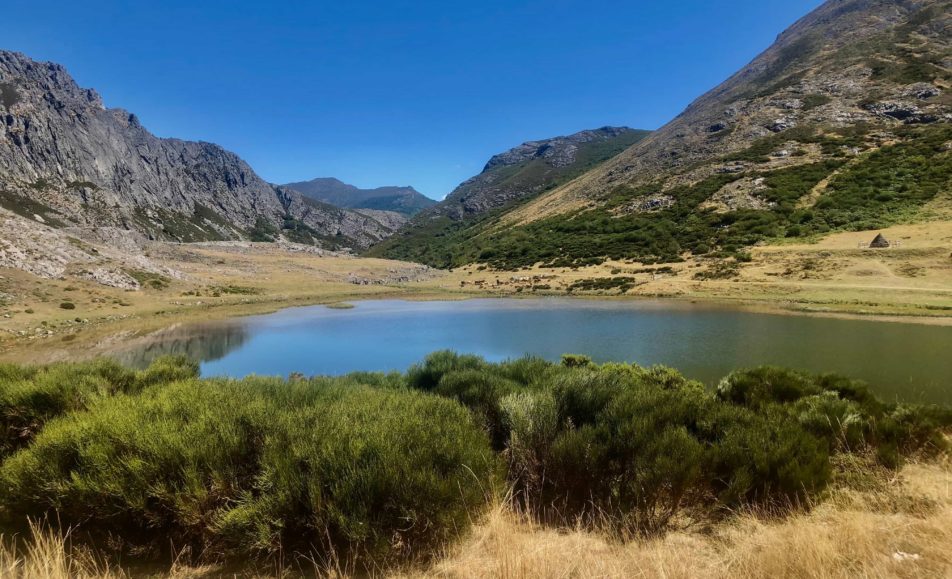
[{"left": 0, "top": 49, "right": 400, "bottom": 256}]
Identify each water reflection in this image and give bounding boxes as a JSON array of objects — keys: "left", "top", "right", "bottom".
[{"left": 111, "top": 322, "right": 250, "bottom": 369}]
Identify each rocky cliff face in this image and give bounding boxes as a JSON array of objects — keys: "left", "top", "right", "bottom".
[{"left": 0, "top": 51, "right": 396, "bottom": 250}]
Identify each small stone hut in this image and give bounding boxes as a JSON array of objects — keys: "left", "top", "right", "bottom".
[{"left": 869, "top": 233, "right": 890, "bottom": 248}]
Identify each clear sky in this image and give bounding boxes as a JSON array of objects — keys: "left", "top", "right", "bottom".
[{"left": 5, "top": 0, "right": 824, "bottom": 199}]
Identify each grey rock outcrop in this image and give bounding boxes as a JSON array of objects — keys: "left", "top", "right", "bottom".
[{"left": 0, "top": 50, "right": 396, "bottom": 250}]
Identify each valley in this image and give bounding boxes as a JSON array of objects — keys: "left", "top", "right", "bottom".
[{"left": 1, "top": 0, "right": 951, "bottom": 577}]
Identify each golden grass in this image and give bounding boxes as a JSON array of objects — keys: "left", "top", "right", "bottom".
[
  {"left": 0, "top": 522, "right": 123, "bottom": 579},
  {"left": 2, "top": 460, "right": 948, "bottom": 578},
  {"left": 412, "top": 461, "right": 952, "bottom": 579}
]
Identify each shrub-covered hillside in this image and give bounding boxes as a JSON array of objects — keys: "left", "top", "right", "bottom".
[
  {"left": 0, "top": 353, "right": 949, "bottom": 570},
  {"left": 379, "top": 123, "right": 952, "bottom": 270},
  {"left": 372, "top": 1, "right": 952, "bottom": 270}
]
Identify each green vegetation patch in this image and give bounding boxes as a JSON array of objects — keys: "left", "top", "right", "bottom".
[
  {"left": 0, "top": 357, "right": 198, "bottom": 459},
  {"left": 209, "top": 284, "right": 261, "bottom": 296},
  {"left": 568, "top": 276, "right": 638, "bottom": 293},
  {"left": 0, "top": 190, "right": 66, "bottom": 227},
  {"left": 247, "top": 216, "right": 279, "bottom": 242},
  {"left": 0, "top": 359, "right": 495, "bottom": 566},
  {"left": 124, "top": 269, "right": 171, "bottom": 290},
  {"left": 807, "top": 125, "right": 952, "bottom": 233},
  {"left": 0, "top": 353, "right": 948, "bottom": 566},
  {"left": 386, "top": 124, "right": 951, "bottom": 270},
  {"left": 130, "top": 207, "right": 232, "bottom": 243},
  {"left": 407, "top": 352, "right": 951, "bottom": 532},
  {"left": 801, "top": 94, "right": 832, "bottom": 111}
]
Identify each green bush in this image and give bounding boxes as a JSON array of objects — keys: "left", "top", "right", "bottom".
[
  {"left": 500, "top": 390, "right": 559, "bottom": 500},
  {"left": 436, "top": 369, "right": 520, "bottom": 449},
  {"left": 133, "top": 355, "right": 200, "bottom": 387},
  {"left": 716, "top": 366, "right": 822, "bottom": 408},
  {"left": 0, "top": 358, "right": 141, "bottom": 458},
  {"left": 703, "top": 404, "right": 831, "bottom": 506},
  {"left": 0, "top": 376, "right": 496, "bottom": 565},
  {"left": 1, "top": 353, "right": 949, "bottom": 560},
  {"left": 406, "top": 350, "right": 487, "bottom": 391},
  {"left": 490, "top": 361, "right": 830, "bottom": 532},
  {"left": 793, "top": 392, "right": 867, "bottom": 451},
  {"left": 0, "top": 356, "right": 200, "bottom": 459},
  {"left": 560, "top": 353, "right": 593, "bottom": 368},
  {"left": 717, "top": 366, "right": 952, "bottom": 467}
]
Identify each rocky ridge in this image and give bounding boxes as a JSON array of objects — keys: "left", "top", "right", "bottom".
[
  {"left": 369, "top": 126, "right": 651, "bottom": 265},
  {"left": 0, "top": 50, "right": 398, "bottom": 254}
]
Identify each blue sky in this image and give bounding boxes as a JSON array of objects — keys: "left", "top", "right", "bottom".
[{"left": 5, "top": 0, "right": 823, "bottom": 199}]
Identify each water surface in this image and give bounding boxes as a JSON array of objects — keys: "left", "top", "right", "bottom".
[{"left": 114, "top": 298, "right": 952, "bottom": 405}]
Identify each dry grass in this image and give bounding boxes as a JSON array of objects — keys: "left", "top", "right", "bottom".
[
  {"left": 411, "top": 461, "right": 952, "bottom": 579},
  {"left": 3, "top": 460, "right": 948, "bottom": 578},
  {"left": 0, "top": 522, "right": 124, "bottom": 579}
]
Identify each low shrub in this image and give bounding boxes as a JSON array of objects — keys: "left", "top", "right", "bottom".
[
  {"left": 0, "top": 352, "right": 948, "bottom": 563},
  {"left": 436, "top": 369, "right": 520, "bottom": 449},
  {"left": 0, "top": 376, "right": 496, "bottom": 566},
  {"left": 0, "top": 357, "right": 196, "bottom": 458},
  {"left": 406, "top": 350, "right": 487, "bottom": 391},
  {"left": 718, "top": 367, "right": 952, "bottom": 467},
  {"left": 415, "top": 356, "right": 947, "bottom": 535},
  {"left": 716, "top": 366, "right": 821, "bottom": 407}
]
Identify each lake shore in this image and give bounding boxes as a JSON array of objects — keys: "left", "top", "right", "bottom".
[
  {"left": 2, "top": 219, "right": 951, "bottom": 362},
  {"left": 0, "top": 234, "right": 952, "bottom": 362}
]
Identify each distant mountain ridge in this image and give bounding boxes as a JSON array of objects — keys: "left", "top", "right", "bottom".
[
  {"left": 0, "top": 50, "right": 399, "bottom": 251},
  {"left": 369, "top": 126, "right": 651, "bottom": 265},
  {"left": 281, "top": 177, "right": 436, "bottom": 216}
]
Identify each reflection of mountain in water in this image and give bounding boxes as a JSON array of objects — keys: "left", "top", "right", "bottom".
[{"left": 111, "top": 323, "right": 250, "bottom": 369}]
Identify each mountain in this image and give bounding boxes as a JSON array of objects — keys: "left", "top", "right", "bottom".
[
  {"left": 281, "top": 177, "right": 436, "bottom": 216},
  {"left": 373, "top": 0, "right": 951, "bottom": 269},
  {"left": 0, "top": 50, "right": 399, "bottom": 251},
  {"left": 368, "top": 126, "right": 651, "bottom": 265}
]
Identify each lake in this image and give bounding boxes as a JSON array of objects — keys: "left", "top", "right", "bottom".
[{"left": 113, "top": 298, "right": 952, "bottom": 405}]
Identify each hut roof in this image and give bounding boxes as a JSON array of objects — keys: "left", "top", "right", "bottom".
[{"left": 869, "top": 233, "right": 890, "bottom": 248}]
